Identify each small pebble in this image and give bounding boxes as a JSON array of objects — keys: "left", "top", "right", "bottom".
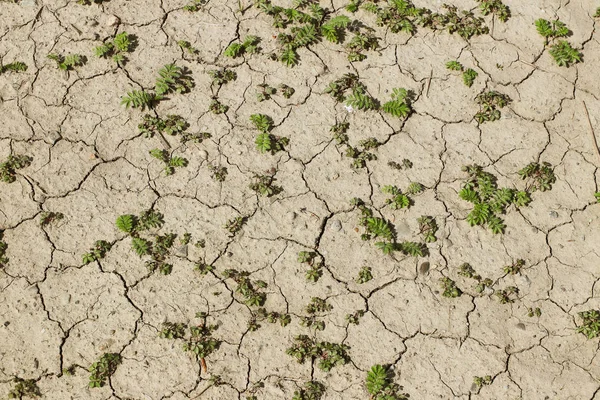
[
  {"left": 330, "top": 219, "right": 342, "bottom": 231},
  {"left": 549, "top": 211, "right": 558, "bottom": 218},
  {"left": 174, "top": 245, "right": 188, "bottom": 257},
  {"left": 105, "top": 15, "right": 120, "bottom": 27},
  {"left": 516, "top": 323, "right": 526, "bottom": 331},
  {"left": 419, "top": 262, "right": 430, "bottom": 274}
]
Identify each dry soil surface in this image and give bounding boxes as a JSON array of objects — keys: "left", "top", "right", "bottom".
[{"left": 1, "top": 0, "right": 600, "bottom": 399}]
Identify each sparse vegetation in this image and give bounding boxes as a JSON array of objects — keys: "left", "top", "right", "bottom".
[
  {"left": 82, "top": 240, "right": 112, "bottom": 265},
  {"left": 1, "top": 155, "right": 32, "bottom": 183},
  {"left": 356, "top": 266, "right": 373, "bottom": 283},
  {"left": 446, "top": 60, "right": 478, "bottom": 87},
  {"left": 535, "top": 18, "right": 582, "bottom": 66},
  {"left": 292, "top": 381, "right": 326, "bottom": 400},
  {"left": 149, "top": 148, "right": 188, "bottom": 175},
  {"left": 440, "top": 277, "right": 462, "bottom": 298},
  {"left": 577, "top": 309, "right": 600, "bottom": 339},
  {"left": 95, "top": 32, "right": 136, "bottom": 65},
  {"left": 0, "top": 231, "right": 8, "bottom": 269},
  {"left": 7, "top": 378, "right": 41, "bottom": 399},
  {"left": 366, "top": 364, "right": 410, "bottom": 400},
  {"left": 47, "top": 53, "right": 85, "bottom": 70},
  {"left": 224, "top": 36, "right": 261, "bottom": 58},
  {"left": 39, "top": 211, "right": 64, "bottom": 227},
  {"left": 474, "top": 90, "right": 511, "bottom": 123},
  {"left": 0, "top": 61, "right": 27, "bottom": 74},
  {"left": 89, "top": 353, "right": 121, "bottom": 388},
  {"left": 286, "top": 335, "right": 350, "bottom": 372}
]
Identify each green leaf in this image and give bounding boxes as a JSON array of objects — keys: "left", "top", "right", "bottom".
[
  {"left": 255, "top": 133, "right": 272, "bottom": 153},
  {"left": 116, "top": 214, "right": 136, "bottom": 233},
  {"left": 446, "top": 60, "right": 463, "bottom": 71},
  {"left": 366, "top": 365, "right": 388, "bottom": 394},
  {"left": 462, "top": 68, "right": 478, "bottom": 87},
  {"left": 131, "top": 237, "right": 151, "bottom": 257}
]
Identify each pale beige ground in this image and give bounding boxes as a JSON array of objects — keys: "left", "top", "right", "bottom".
[{"left": 1, "top": 0, "right": 600, "bottom": 399}]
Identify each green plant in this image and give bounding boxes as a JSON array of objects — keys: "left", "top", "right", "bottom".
[
  {"left": 595, "top": 192, "right": 600, "bottom": 203},
  {"left": 224, "top": 36, "right": 261, "bottom": 58},
  {"left": 0, "top": 231, "right": 8, "bottom": 269},
  {"left": 155, "top": 64, "right": 194, "bottom": 96},
  {"left": 301, "top": 297, "right": 332, "bottom": 331},
  {"left": 346, "top": 32, "right": 378, "bottom": 61},
  {"left": 256, "top": 83, "right": 277, "bottom": 101},
  {"left": 195, "top": 261, "right": 214, "bottom": 275},
  {"left": 476, "top": 0, "right": 510, "bottom": 22},
  {"left": 1, "top": 154, "right": 32, "bottom": 183},
  {"left": 440, "top": 277, "right": 462, "bottom": 298},
  {"left": 209, "top": 98, "right": 229, "bottom": 114},
  {"left": 7, "top": 377, "right": 41, "bottom": 399},
  {"left": 503, "top": 259, "right": 525, "bottom": 275},
  {"left": 121, "top": 90, "right": 160, "bottom": 110},
  {"left": 89, "top": 353, "right": 121, "bottom": 388},
  {"left": 208, "top": 68, "right": 237, "bottom": 85},
  {"left": 417, "top": 216, "right": 438, "bottom": 243},
  {"left": 446, "top": 60, "right": 463, "bottom": 71},
  {"left": 445, "top": 61, "right": 478, "bottom": 87},
  {"left": 345, "top": 85, "right": 379, "bottom": 110},
  {"left": 255, "top": 133, "right": 289, "bottom": 154},
  {"left": 209, "top": 164, "right": 228, "bottom": 182},
  {"left": 474, "top": 90, "right": 510, "bottom": 123},
  {"left": 39, "top": 211, "right": 64, "bottom": 227},
  {"left": 82, "top": 240, "right": 112, "bottom": 264},
  {"left": 292, "top": 381, "right": 326, "bottom": 400},
  {"left": 356, "top": 266, "right": 373, "bottom": 283},
  {"left": 0, "top": 61, "right": 27, "bottom": 74},
  {"left": 577, "top": 309, "right": 600, "bottom": 339},
  {"left": 382, "top": 88, "right": 412, "bottom": 118},
  {"left": 388, "top": 158, "right": 412, "bottom": 170},
  {"left": 495, "top": 286, "right": 518, "bottom": 304},
  {"left": 249, "top": 174, "right": 283, "bottom": 197},
  {"left": 366, "top": 364, "right": 410, "bottom": 400},
  {"left": 345, "top": 310, "right": 365, "bottom": 325},
  {"left": 286, "top": 335, "right": 350, "bottom": 372},
  {"left": 279, "top": 84, "right": 295, "bottom": 98},
  {"left": 177, "top": 40, "right": 199, "bottom": 55},
  {"left": 298, "top": 251, "right": 323, "bottom": 282},
  {"left": 325, "top": 74, "right": 379, "bottom": 111},
  {"left": 595, "top": 8, "right": 600, "bottom": 18},
  {"left": 527, "top": 307, "right": 542, "bottom": 317},
  {"left": 149, "top": 149, "right": 188, "bottom": 175},
  {"left": 184, "top": 0, "right": 207, "bottom": 11},
  {"left": 138, "top": 114, "right": 190, "bottom": 138},
  {"left": 473, "top": 375, "right": 492, "bottom": 392},
  {"left": 224, "top": 216, "right": 246, "bottom": 234},
  {"left": 223, "top": 269, "right": 268, "bottom": 307},
  {"left": 159, "top": 322, "right": 187, "bottom": 339},
  {"left": 535, "top": 19, "right": 569, "bottom": 40},
  {"left": 382, "top": 185, "right": 411, "bottom": 209},
  {"left": 407, "top": 182, "right": 424, "bottom": 195},
  {"left": 458, "top": 263, "right": 480, "bottom": 280},
  {"left": 182, "top": 321, "right": 221, "bottom": 367},
  {"left": 95, "top": 32, "right": 136, "bottom": 65},
  {"left": 250, "top": 113, "right": 274, "bottom": 133},
  {"left": 549, "top": 40, "right": 582, "bottom": 67},
  {"left": 47, "top": 53, "right": 85, "bottom": 70},
  {"left": 518, "top": 162, "right": 556, "bottom": 192}
]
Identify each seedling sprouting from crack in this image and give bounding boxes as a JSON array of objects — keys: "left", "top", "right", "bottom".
[
  {"left": 382, "top": 185, "right": 411, "bottom": 209},
  {"left": 445, "top": 60, "right": 478, "bottom": 87},
  {"left": 518, "top": 162, "right": 556, "bottom": 192},
  {"left": 472, "top": 375, "right": 492, "bottom": 393},
  {"left": 418, "top": 216, "right": 438, "bottom": 243},
  {"left": 250, "top": 173, "right": 283, "bottom": 197},
  {"left": 1, "top": 154, "right": 32, "bottom": 183},
  {"left": 7, "top": 377, "right": 41, "bottom": 399},
  {"left": 476, "top": 0, "right": 510, "bottom": 22},
  {"left": 209, "top": 97, "right": 229, "bottom": 114},
  {"left": 224, "top": 216, "right": 246, "bottom": 235},
  {"left": 184, "top": 0, "right": 207, "bottom": 11},
  {"left": 345, "top": 310, "right": 365, "bottom": 325},
  {"left": 440, "top": 277, "right": 462, "bottom": 298},
  {"left": 159, "top": 322, "right": 187, "bottom": 339},
  {"left": 223, "top": 269, "right": 268, "bottom": 307},
  {"left": 292, "top": 381, "right": 326, "bottom": 400},
  {"left": 382, "top": 88, "right": 412, "bottom": 118},
  {"left": 495, "top": 286, "right": 518, "bottom": 304},
  {"left": 504, "top": 259, "right": 525, "bottom": 275},
  {"left": 366, "top": 364, "right": 410, "bottom": 400},
  {"left": 0, "top": 61, "right": 27, "bottom": 74},
  {"left": 47, "top": 53, "right": 85, "bottom": 70},
  {"left": 535, "top": 19, "right": 581, "bottom": 66},
  {"left": 286, "top": 335, "right": 350, "bottom": 372},
  {"left": 535, "top": 18, "right": 569, "bottom": 43},
  {"left": 577, "top": 309, "right": 600, "bottom": 339},
  {"left": 182, "top": 313, "right": 221, "bottom": 373},
  {"left": 177, "top": 40, "right": 199, "bottom": 55},
  {"left": 301, "top": 297, "right": 332, "bottom": 331},
  {"left": 595, "top": 8, "right": 600, "bottom": 18},
  {"left": 39, "top": 211, "right": 64, "bottom": 227},
  {"left": 208, "top": 68, "right": 237, "bottom": 86},
  {"left": 256, "top": 83, "right": 277, "bottom": 102},
  {"left": 209, "top": 164, "right": 228, "bottom": 182},
  {"left": 95, "top": 32, "right": 136, "bottom": 65},
  {"left": 298, "top": 251, "right": 323, "bottom": 282},
  {"left": 138, "top": 114, "right": 190, "bottom": 138},
  {"left": 250, "top": 114, "right": 289, "bottom": 154},
  {"left": 527, "top": 307, "right": 542, "bottom": 317},
  {"left": 82, "top": 240, "right": 112, "bottom": 265},
  {"left": 224, "top": 36, "right": 261, "bottom": 58},
  {"left": 474, "top": 91, "right": 510, "bottom": 123},
  {"left": 149, "top": 149, "right": 188, "bottom": 176},
  {"left": 356, "top": 266, "right": 373, "bottom": 283},
  {"left": 89, "top": 353, "right": 121, "bottom": 388}
]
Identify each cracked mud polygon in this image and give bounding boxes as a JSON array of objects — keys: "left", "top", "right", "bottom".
[{"left": 1, "top": 0, "right": 600, "bottom": 399}]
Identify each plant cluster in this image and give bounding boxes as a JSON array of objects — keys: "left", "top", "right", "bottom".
[
  {"left": 47, "top": 53, "right": 85, "bottom": 70},
  {"left": 577, "top": 309, "right": 600, "bottom": 339},
  {"left": 458, "top": 164, "right": 535, "bottom": 234},
  {"left": 445, "top": 60, "right": 478, "bottom": 87},
  {"left": 159, "top": 322, "right": 187, "bottom": 339},
  {"left": 224, "top": 216, "right": 246, "bottom": 235},
  {"left": 350, "top": 198, "right": 426, "bottom": 256},
  {"left": 177, "top": 40, "right": 199, "bottom": 55},
  {"left": 0, "top": 231, "right": 8, "bottom": 269},
  {"left": 382, "top": 88, "right": 412, "bottom": 118},
  {"left": 0, "top": 61, "right": 27, "bottom": 74},
  {"left": 366, "top": 364, "right": 410, "bottom": 400},
  {"left": 286, "top": 335, "right": 351, "bottom": 372},
  {"left": 208, "top": 68, "right": 237, "bottom": 86},
  {"left": 346, "top": 31, "right": 378, "bottom": 62},
  {"left": 1, "top": 154, "right": 32, "bottom": 183},
  {"left": 527, "top": 307, "right": 542, "bottom": 317},
  {"left": 503, "top": 259, "right": 525, "bottom": 275},
  {"left": 388, "top": 158, "right": 412, "bottom": 170},
  {"left": 224, "top": 36, "right": 261, "bottom": 58},
  {"left": 249, "top": 173, "right": 283, "bottom": 197},
  {"left": 417, "top": 216, "right": 438, "bottom": 243},
  {"left": 122, "top": 64, "right": 193, "bottom": 110},
  {"left": 473, "top": 375, "right": 492, "bottom": 392},
  {"left": 298, "top": 250, "right": 323, "bottom": 282},
  {"left": 222, "top": 269, "right": 268, "bottom": 307},
  {"left": 325, "top": 74, "right": 378, "bottom": 111},
  {"left": 39, "top": 211, "right": 64, "bottom": 227},
  {"left": 149, "top": 149, "right": 188, "bottom": 175},
  {"left": 440, "top": 277, "right": 462, "bottom": 298},
  {"left": 476, "top": 0, "right": 510, "bottom": 22},
  {"left": 89, "top": 353, "right": 121, "bottom": 388},
  {"left": 300, "top": 297, "right": 332, "bottom": 331},
  {"left": 356, "top": 266, "right": 373, "bottom": 283},
  {"left": 249, "top": 308, "right": 292, "bottom": 330},
  {"left": 595, "top": 192, "right": 600, "bottom": 203},
  {"left": 208, "top": 164, "right": 228, "bottom": 182},
  {"left": 518, "top": 162, "right": 556, "bottom": 192},
  {"left": 333, "top": 128, "right": 380, "bottom": 169},
  {"left": 7, "top": 378, "right": 41, "bottom": 399},
  {"left": 292, "top": 381, "right": 326, "bottom": 400},
  {"left": 182, "top": 322, "right": 221, "bottom": 361},
  {"left": 95, "top": 32, "right": 135, "bottom": 65},
  {"left": 495, "top": 286, "right": 518, "bottom": 304},
  {"left": 115, "top": 210, "right": 179, "bottom": 275},
  {"left": 82, "top": 240, "right": 112, "bottom": 265},
  {"left": 474, "top": 90, "right": 511, "bottom": 123},
  {"left": 535, "top": 19, "right": 582, "bottom": 66},
  {"left": 209, "top": 98, "right": 229, "bottom": 114},
  {"left": 382, "top": 185, "right": 412, "bottom": 209},
  {"left": 251, "top": 114, "right": 289, "bottom": 154},
  {"left": 138, "top": 114, "right": 189, "bottom": 138},
  {"left": 345, "top": 309, "right": 365, "bottom": 325},
  {"left": 458, "top": 263, "right": 493, "bottom": 294}
]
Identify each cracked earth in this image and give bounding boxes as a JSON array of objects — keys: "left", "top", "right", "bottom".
[{"left": 1, "top": 0, "right": 600, "bottom": 399}]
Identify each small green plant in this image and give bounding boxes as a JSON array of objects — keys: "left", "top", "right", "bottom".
[
  {"left": 249, "top": 174, "right": 282, "bottom": 197},
  {"left": 159, "top": 322, "right": 187, "bottom": 339},
  {"left": 382, "top": 185, "right": 411, "bottom": 209},
  {"left": 366, "top": 364, "right": 410, "bottom": 400},
  {"left": 301, "top": 297, "right": 332, "bottom": 331},
  {"left": 446, "top": 60, "right": 463, "bottom": 71},
  {"left": 382, "top": 88, "right": 412, "bottom": 118},
  {"left": 184, "top": 0, "right": 207, "bottom": 11},
  {"left": 503, "top": 259, "right": 525, "bottom": 275},
  {"left": 595, "top": 8, "right": 600, "bottom": 18},
  {"left": 292, "top": 381, "right": 326, "bottom": 400},
  {"left": 527, "top": 307, "right": 542, "bottom": 317},
  {"left": 298, "top": 251, "right": 323, "bottom": 282},
  {"left": 255, "top": 133, "right": 289, "bottom": 154},
  {"left": 224, "top": 36, "right": 261, "bottom": 58},
  {"left": 155, "top": 64, "right": 194, "bottom": 96},
  {"left": 256, "top": 83, "right": 277, "bottom": 102},
  {"left": 224, "top": 216, "right": 246, "bottom": 235},
  {"left": 1, "top": 154, "right": 32, "bottom": 183},
  {"left": 47, "top": 53, "right": 85, "bottom": 70},
  {"left": 95, "top": 32, "right": 136, "bottom": 65},
  {"left": 495, "top": 286, "right": 518, "bottom": 304},
  {"left": 39, "top": 211, "right": 64, "bottom": 227},
  {"left": 535, "top": 19, "right": 569, "bottom": 41},
  {"left": 356, "top": 266, "right": 373, "bottom": 283},
  {"left": 440, "top": 277, "right": 462, "bottom": 298},
  {"left": 209, "top": 164, "right": 228, "bottom": 182},
  {"left": 138, "top": 114, "right": 189, "bottom": 138},
  {"left": 82, "top": 240, "right": 112, "bottom": 265},
  {"left": 325, "top": 74, "right": 379, "bottom": 111},
  {"left": 417, "top": 216, "right": 438, "bottom": 243},
  {"left": 223, "top": 269, "right": 268, "bottom": 307},
  {"left": 121, "top": 90, "right": 160, "bottom": 110},
  {"left": 195, "top": 261, "right": 214, "bottom": 275},
  {"left": 549, "top": 41, "right": 582, "bottom": 67},
  {"left": 279, "top": 84, "right": 295, "bottom": 98},
  {"left": 474, "top": 90, "right": 511, "bottom": 123},
  {"left": 346, "top": 32, "right": 378, "bottom": 62},
  {"left": 89, "top": 353, "right": 121, "bottom": 388},
  {"left": 577, "top": 309, "right": 600, "bottom": 339},
  {"left": 177, "top": 40, "right": 199, "bottom": 55},
  {"left": 0, "top": 231, "right": 9, "bottom": 269},
  {"left": 458, "top": 263, "right": 481, "bottom": 280},
  {"left": 388, "top": 158, "right": 412, "bottom": 170},
  {"left": 518, "top": 162, "right": 556, "bottom": 192},
  {"left": 7, "top": 377, "right": 41, "bottom": 399},
  {"left": 208, "top": 68, "right": 237, "bottom": 86},
  {"left": 149, "top": 149, "right": 188, "bottom": 175},
  {"left": 535, "top": 19, "right": 581, "bottom": 67},
  {"left": 476, "top": 0, "right": 510, "bottom": 22},
  {"left": 345, "top": 310, "right": 365, "bottom": 325},
  {"left": 473, "top": 375, "right": 492, "bottom": 392},
  {"left": 0, "top": 61, "right": 27, "bottom": 74},
  {"left": 209, "top": 98, "right": 229, "bottom": 114},
  {"left": 446, "top": 61, "right": 478, "bottom": 87},
  {"left": 250, "top": 113, "right": 274, "bottom": 133},
  {"left": 182, "top": 318, "right": 221, "bottom": 371},
  {"left": 286, "top": 335, "right": 351, "bottom": 372},
  {"left": 595, "top": 192, "right": 600, "bottom": 203}
]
